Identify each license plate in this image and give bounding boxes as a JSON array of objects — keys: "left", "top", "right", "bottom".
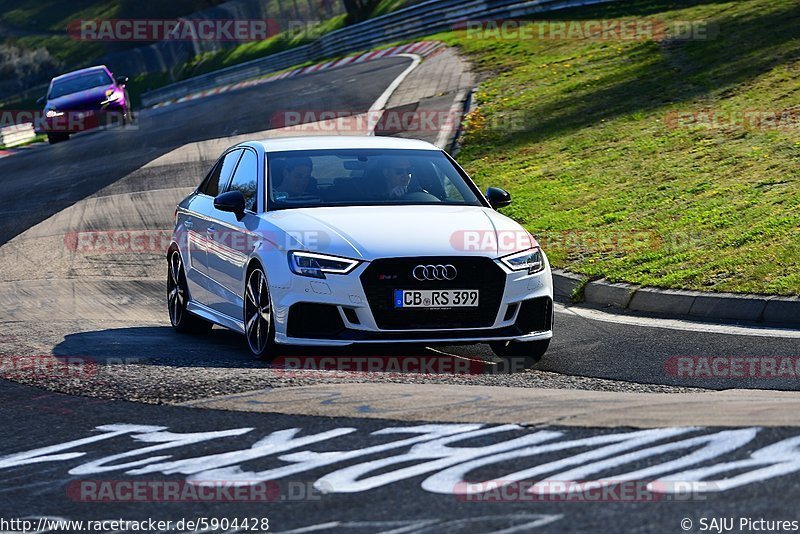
[{"left": 394, "top": 289, "right": 479, "bottom": 308}]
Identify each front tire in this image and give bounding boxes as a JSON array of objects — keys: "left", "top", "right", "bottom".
[
  {"left": 47, "top": 133, "right": 69, "bottom": 144},
  {"left": 490, "top": 339, "right": 550, "bottom": 369},
  {"left": 244, "top": 266, "right": 277, "bottom": 359},
  {"left": 123, "top": 92, "right": 134, "bottom": 125},
  {"left": 167, "top": 250, "right": 212, "bottom": 334}
]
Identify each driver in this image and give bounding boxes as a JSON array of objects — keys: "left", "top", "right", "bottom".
[
  {"left": 381, "top": 157, "right": 414, "bottom": 199},
  {"left": 276, "top": 157, "right": 318, "bottom": 199}
]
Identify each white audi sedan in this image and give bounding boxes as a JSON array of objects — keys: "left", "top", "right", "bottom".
[{"left": 167, "top": 136, "right": 553, "bottom": 366}]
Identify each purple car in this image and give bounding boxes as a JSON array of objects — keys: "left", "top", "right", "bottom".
[{"left": 37, "top": 65, "right": 131, "bottom": 144}]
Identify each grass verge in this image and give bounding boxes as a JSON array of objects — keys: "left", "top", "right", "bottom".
[{"left": 432, "top": 0, "right": 800, "bottom": 295}]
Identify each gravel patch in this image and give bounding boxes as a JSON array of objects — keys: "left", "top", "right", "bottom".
[{"left": 0, "top": 321, "right": 706, "bottom": 405}]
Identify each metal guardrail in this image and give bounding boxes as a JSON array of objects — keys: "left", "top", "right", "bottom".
[
  {"left": 0, "top": 123, "right": 36, "bottom": 148},
  {"left": 141, "top": 0, "right": 619, "bottom": 107}
]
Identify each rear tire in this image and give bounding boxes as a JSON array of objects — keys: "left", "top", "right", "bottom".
[
  {"left": 244, "top": 265, "right": 277, "bottom": 360},
  {"left": 490, "top": 339, "right": 550, "bottom": 370},
  {"left": 167, "top": 250, "right": 212, "bottom": 334}
]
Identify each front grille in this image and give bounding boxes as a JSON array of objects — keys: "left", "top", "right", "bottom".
[{"left": 360, "top": 257, "right": 506, "bottom": 330}]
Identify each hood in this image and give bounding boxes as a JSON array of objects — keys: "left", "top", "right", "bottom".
[
  {"left": 47, "top": 85, "right": 116, "bottom": 111},
  {"left": 261, "top": 205, "right": 537, "bottom": 261}
]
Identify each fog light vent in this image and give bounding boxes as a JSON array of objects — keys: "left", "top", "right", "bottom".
[
  {"left": 504, "top": 303, "right": 519, "bottom": 321},
  {"left": 342, "top": 307, "right": 360, "bottom": 325}
]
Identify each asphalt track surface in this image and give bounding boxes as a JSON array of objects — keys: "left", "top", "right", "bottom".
[
  {"left": 0, "top": 56, "right": 412, "bottom": 248},
  {"left": 1, "top": 54, "right": 799, "bottom": 532},
  {"left": 1, "top": 381, "right": 800, "bottom": 534}
]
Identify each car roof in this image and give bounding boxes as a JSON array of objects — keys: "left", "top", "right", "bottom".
[
  {"left": 52, "top": 66, "right": 109, "bottom": 82},
  {"left": 246, "top": 136, "right": 441, "bottom": 153}
]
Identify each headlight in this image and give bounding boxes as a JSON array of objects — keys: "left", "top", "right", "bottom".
[
  {"left": 103, "top": 89, "right": 122, "bottom": 103},
  {"left": 46, "top": 109, "right": 64, "bottom": 118},
  {"left": 500, "top": 247, "right": 545, "bottom": 274},
  {"left": 289, "top": 251, "right": 360, "bottom": 279}
]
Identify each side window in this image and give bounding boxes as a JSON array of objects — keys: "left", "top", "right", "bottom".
[
  {"left": 198, "top": 160, "right": 221, "bottom": 196},
  {"left": 198, "top": 149, "right": 243, "bottom": 197},
  {"left": 227, "top": 150, "right": 259, "bottom": 211}
]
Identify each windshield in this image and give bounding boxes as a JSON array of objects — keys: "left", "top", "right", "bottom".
[
  {"left": 49, "top": 71, "right": 113, "bottom": 99},
  {"left": 267, "top": 149, "right": 484, "bottom": 210}
]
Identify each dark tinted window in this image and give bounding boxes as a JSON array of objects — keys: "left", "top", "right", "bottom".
[
  {"left": 198, "top": 161, "right": 222, "bottom": 196},
  {"left": 199, "top": 149, "right": 242, "bottom": 197},
  {"left": 49, "top": 71, "right": 113, "bottom": 99},
  {"left": 267, "top": 149, "right": 483, "bottom": 210},
  {"left": 227, "top": 150, "right": 259, "bottom": 211}
]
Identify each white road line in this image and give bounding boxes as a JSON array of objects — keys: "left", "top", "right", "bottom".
[
  {"left": 150, "top": 43, "right": 440, "bottom": 110},
  {"left": 435, "top": 88, "right": 467, "bottom": 149},
  {"left": 555, "top": 302, "right": 800, "bottom": 338},
  {"left": 274, "top": 522, "right": 341, "bottom": 534},
  {"left": 367, "top": 53, "right": 423, "bottom": 136}
]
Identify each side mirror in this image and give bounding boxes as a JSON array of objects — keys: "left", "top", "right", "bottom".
[
  {"left": 116, "top": 76, "right": 129, "bottom": 86},
  {"left": 214, "top": 190, "right": 246, "bottom": 216},
  {"left": 485, "top": 187, "right": 512, "bottom": 209},
  {"left": 36, "top": 96, "right": 45, "bottom": 105}
]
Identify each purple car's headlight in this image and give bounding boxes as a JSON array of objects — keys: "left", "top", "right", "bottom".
[{"left": 102, "top": 89, "right": 123, "bottom": 104}]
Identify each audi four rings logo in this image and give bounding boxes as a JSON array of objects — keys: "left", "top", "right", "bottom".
[{"left": 412, "top": 264, "right": 458, "bottom": 281}]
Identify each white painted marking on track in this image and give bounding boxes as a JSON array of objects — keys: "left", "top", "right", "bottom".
[
  {"left": 4, "top": 424, "right": 800, "bottom": 498},
  {"left": 367, "top": 53, "right": 423, "bottom": 136},
  {"left": 555, "top": 302, "right": 800, "bottom": 338},
  {"left": 275, "top": 522, "right": 341, "bottom": 533},
  {"left": 435, "top": 88, "right": 467, "bottom": 149}
]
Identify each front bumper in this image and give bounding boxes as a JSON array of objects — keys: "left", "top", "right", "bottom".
[
  {"left": 36, "top": 106, "right": 127, "bottom": 135},
  {"left": 268, "top": 254, "right": 554, "bottom": 346}
]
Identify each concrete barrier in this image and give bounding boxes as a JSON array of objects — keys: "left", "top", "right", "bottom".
[
  {"left": 555, "top": 271, "right": 800, "bottom": 326},
  {"left": 0, "top": 123, "right": 36, "bottom": 148}
]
